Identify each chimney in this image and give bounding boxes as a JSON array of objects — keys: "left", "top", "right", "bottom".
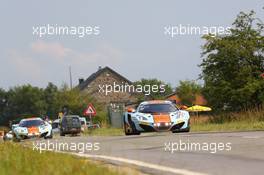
[
  {"left": 79, "top": 78, "right": 84, "bottom": 84},
  {"left": 98, "top": 66, "right": 102, "bottom": 71}
]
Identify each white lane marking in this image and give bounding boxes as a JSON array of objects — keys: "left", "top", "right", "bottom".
[
  {"left": 243, "top": 136, "right": 261, "bottom": 139},
  {"left": 65, "top": 152, "right": 209, "bottom": 175}
]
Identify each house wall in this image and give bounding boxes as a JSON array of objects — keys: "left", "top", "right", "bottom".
[{"left": 81, "top": 69, "right": 137, "bottom": 104}]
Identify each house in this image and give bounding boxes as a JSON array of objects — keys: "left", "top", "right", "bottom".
[
  {"left": 77, "top": 66, "right": 138, "bottom": 105},
  {"left": 166, "top": 92, "right": 207, "bottom": 106}
]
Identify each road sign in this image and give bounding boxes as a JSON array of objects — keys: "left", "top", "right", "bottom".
[{"left": 83, "top": 103, "right": 97, "bottom": 116}]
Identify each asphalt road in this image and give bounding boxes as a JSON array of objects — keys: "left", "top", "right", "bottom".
[{"left": 34, "top": 131, "right": 264, "bottom": 175}]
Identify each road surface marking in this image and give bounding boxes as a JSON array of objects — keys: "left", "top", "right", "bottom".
[
  {"left": 243, "top": 136, "right": 261, "bottom": 139},
  {"left": 65, "top": 152, "right": 209, "bottom": 175}
]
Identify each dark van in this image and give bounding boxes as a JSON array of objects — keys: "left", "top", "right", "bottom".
[{"left": 60, "top": 115, "right": 81, "bottom": 136}]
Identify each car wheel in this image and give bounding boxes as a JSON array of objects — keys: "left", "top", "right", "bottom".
[
  {"left": 124, "top": 122, "right": 132, "bottom": 135},
  {"left": 124, "top": 121, "right": 141, "bottom": 136},
  {"left": 12, "top": 135, "right": 21, "bottom": 142},
  {"left": 45, "top": 131, "right": 53, "bottom": 139},
  {"left": 172, "top": 127, "right": 190, "bottom": 133},
  {"left": 183, "top": 127, "right": 190, "bottom": 132},
  {"left": 60, "top": 131, "right": 65, "bottom": 136}
]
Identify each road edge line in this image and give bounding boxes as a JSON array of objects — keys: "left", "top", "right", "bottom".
[{"left": 62, "top": 151, "right": 209, "bottom": 175}]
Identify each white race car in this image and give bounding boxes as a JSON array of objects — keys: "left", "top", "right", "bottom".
[
  {"left": 12, "top": 117, "right": 53, "bottom": 141},
  {"left": 123, "top": 100, "right": 190, "bottom": 135}
]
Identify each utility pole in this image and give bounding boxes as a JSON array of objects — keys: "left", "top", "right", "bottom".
[{"left": 69, "top": 66, "right": 73, "bottom": 89}]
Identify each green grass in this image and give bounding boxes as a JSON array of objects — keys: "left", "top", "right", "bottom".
[
  {"left": 0, "top": 142, "right": 126, "bottom": 175},
  {"left": 190, "top": 108, "right": 264, "bottom": 132},
  {"left": 191, "top": 121, "right": 264, "bottom": 132},
  {"left": 84, "top": 127, "right": 124, "bottom": 136}
]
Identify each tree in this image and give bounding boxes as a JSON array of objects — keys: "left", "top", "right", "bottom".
[
  {"left": 0, "top": 85, "right": 47, "bottom": 125},
  {"left": 0, "top": 88, "right": 8, "bottom": 124},
  {"left": 200, "top": 11, "right": 264, "bottom": 111},
  {"left": 55, "top": 84, "right": 95, "bottom": 116},
  {"left": 176, "top": 80, "right": 202, "bottom": 106},
  {"left": 44, "top": 82, "right": 59, "bottom": 118},
  {"left": 134, "top": 78, "right": 173, "bottom": 101}
]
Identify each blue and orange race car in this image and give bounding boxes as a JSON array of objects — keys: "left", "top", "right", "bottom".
[
  {"left": 123, "top": 100, "right": 190, "bottom": 135},
  {"left": 12, "top": 117, "right": 53, "bottom": 141}
]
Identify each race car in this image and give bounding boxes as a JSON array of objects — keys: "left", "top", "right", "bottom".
[
  {"left": 12, "top": 117, "right": 53, "bottom": 141},
  {"left": 123, "top": 100, "right": 190, "bottom": 135}
]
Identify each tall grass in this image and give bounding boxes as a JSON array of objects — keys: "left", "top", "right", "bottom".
[
  {"left": 0, "top": 142, "right": 126, "bottom": 175},
  {"left": 190, "top": 107, "right": 264, "bottom": 131}
]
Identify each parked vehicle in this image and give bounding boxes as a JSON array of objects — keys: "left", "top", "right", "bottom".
[
  {"left": 123, "top": 100, "right": 190, "bottom": 135},
  {"left": 51, "top": 119, "right": 60, "bottom": 133},
  {"left": 12, "top": 117, "right": 53, "bottom": 141},
  {"left": 79, "top": 117, "right": 87, "bottom": 132},
  {"left": 86, "top": 122, "right": 100, "bottom": 129},
  {"left": 60, "top": 115, "right": 81, "bottom": 136}
]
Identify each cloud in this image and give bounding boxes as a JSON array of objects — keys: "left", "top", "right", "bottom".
[
  {"left": 31, "top": 40, "right": 72, "bottom": 58},
  {"left": 7, "top": 50, "right": 43, "bottom": 81},
  {"left": 72, "top": 43, "right": 122, "bottom": 64},
  {"left": 6, "top": 41, "right": 123, "bottom": 87},
  {"left": 30, "top": 40, "right": 122, "bottom": 65}
]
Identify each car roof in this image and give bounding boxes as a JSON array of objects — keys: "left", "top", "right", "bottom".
[
  {"left": 53, "top": 119, "right": 60, "bottom": 123},
  {"left": 64, "top": 115, "right": 80, "bottom": 118},
  {"left": 79, "top": 117, "right": 86, "bottom": 121},
  {"left": 140, "top": 100, "right": 172, "bottom": 105},
  {"left": 21, "top": 117, "right": 42, "bottom": 122},
  {"left": 65, "top": 115, "right": 80, "bottom": 117}
]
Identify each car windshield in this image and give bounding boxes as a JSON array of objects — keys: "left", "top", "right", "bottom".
[
  {"left": 138, "top": 103, "right": 178, "bottom": 113},
  {"left": 65, "top": 117, "right": 80, "bottom": 125},
  {"left": 52, "top": 123, "right": 59, "bottom": 129},
  {"left": 19, "top": 119, "right": 44, "bottom": 127}
]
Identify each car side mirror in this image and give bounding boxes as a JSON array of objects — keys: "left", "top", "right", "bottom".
[
  {"left": 12, "top": 124, "right": 18, "bottom": 130},
  {"left": 127, "top": 108, "right": 136, "bottom": 113},
  {"left": 44, "top": 121, "right": 49, "bottom": 125}
]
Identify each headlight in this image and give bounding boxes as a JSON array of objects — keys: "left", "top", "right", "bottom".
[
  {"left": 175, "top": 112, "right": 184, "bottom": 119},
  {"left": 138, "top": 116, "right": 148, "bottom": 121},
  {"left": 39, "top": 125, "right": 46, "bottom": 130},
  {"left": 19, "top": 128, "right": 27, "bottom": 133},
  {"left": 39, "top": 125, "right": 48, "bottom": 132}
]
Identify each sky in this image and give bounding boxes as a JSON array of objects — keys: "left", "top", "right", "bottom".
[{"left": 0, "top": 0, "right": 263, "bottom": 89}]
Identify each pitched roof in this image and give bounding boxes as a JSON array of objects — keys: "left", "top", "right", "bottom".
[{"left": 78, "top": 66, "right": 132, "bottom": 90}]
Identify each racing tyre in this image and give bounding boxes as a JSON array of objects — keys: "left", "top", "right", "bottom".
[
  {"left": 60, "top": 131, "right": 65, "bottom": 136},
  {"left": 124, "top": 121, "right": 140, "bottom": 136},
  {"left": 172, "top": 127, "right": 190, "bottom": 133},
  {"left": 12, "top": 135, "right": 21, "bottom": 142},
  {"left": 45, "top": 131, "right": 53, "bottom": 139}
]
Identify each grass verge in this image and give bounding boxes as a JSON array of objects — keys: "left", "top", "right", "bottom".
[
  {"left": 0, "top": 142, "right": 128, "bottom": 175},
  {"left": 84, "top": 127, "right": 124, "bottom": 136},
  {"left": 191, "top": 121, "right": 264, "bottom": 132},
  {"left": 190, "top": 108, "right": 264, "bottom": 132}
]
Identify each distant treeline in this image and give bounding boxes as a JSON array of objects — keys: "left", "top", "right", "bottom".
[{"left": 0, "top": 83, "right": 99, "bottom": 126}]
